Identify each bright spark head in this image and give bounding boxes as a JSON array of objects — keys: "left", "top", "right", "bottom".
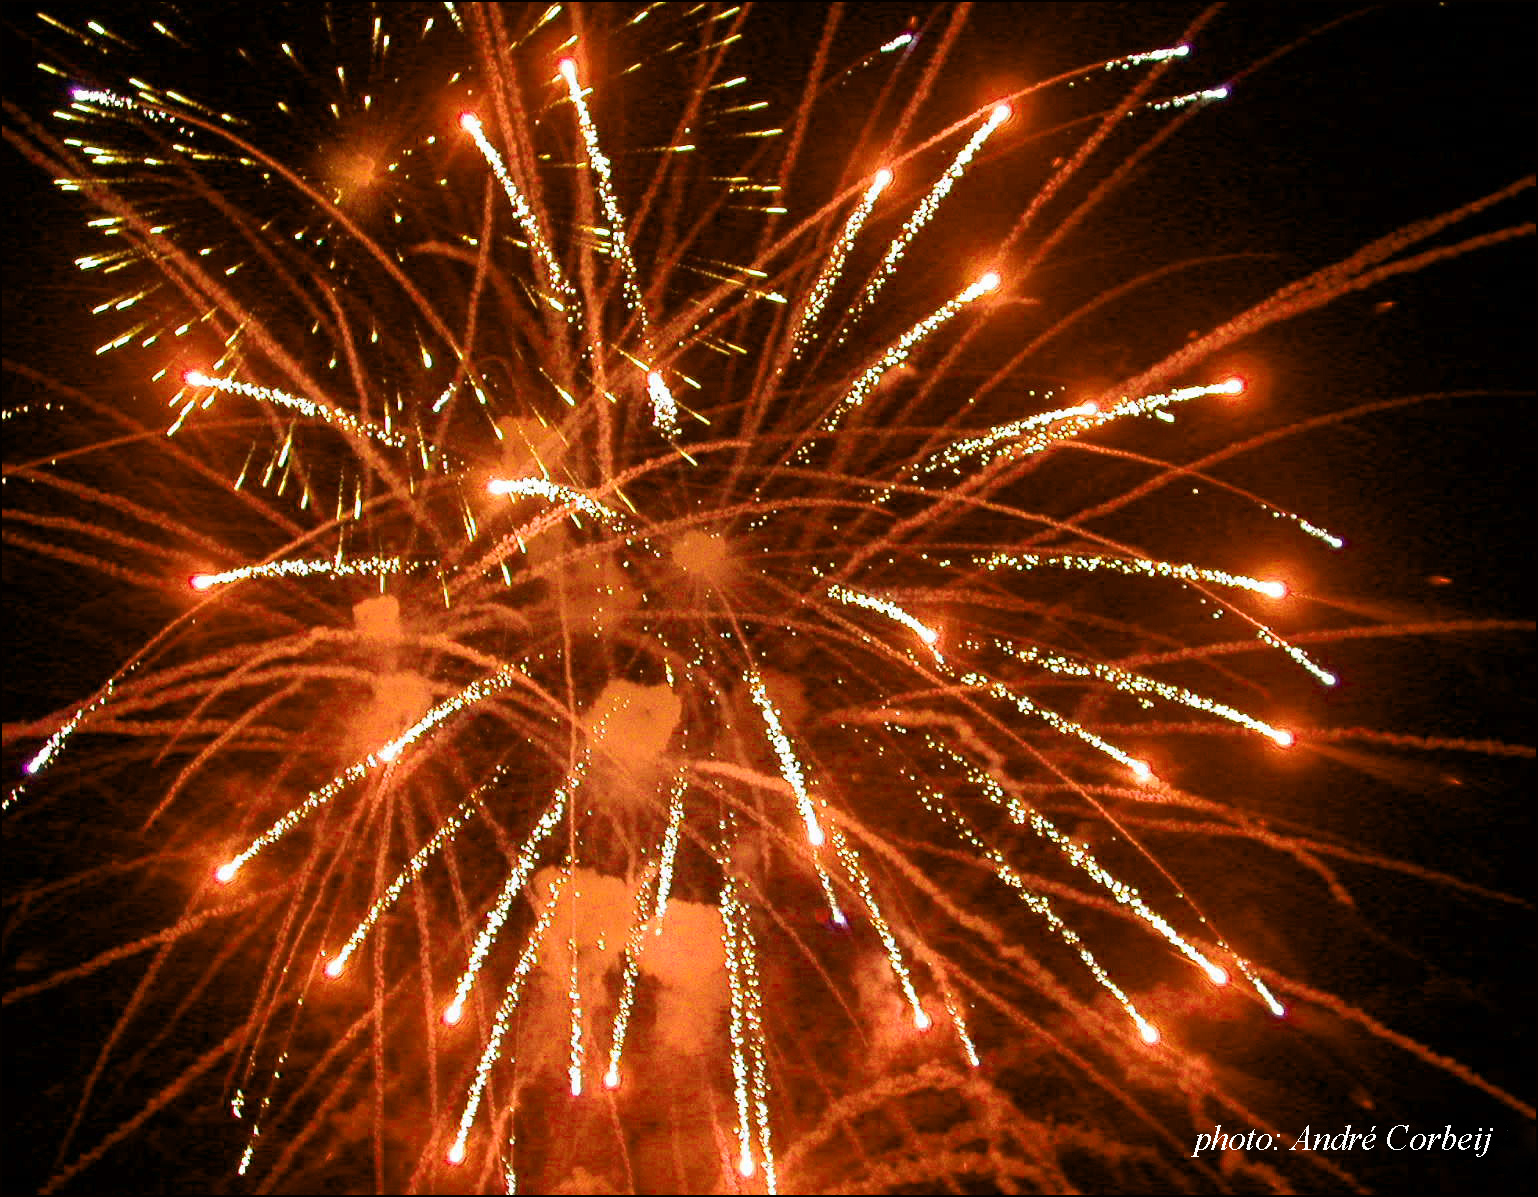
[
  {"left": 190, "top": 574, "right": 215, "bottom": 591},
  {"left": 738, "top": 1153, "right": 756, "bottom": 1178},
  {"left": 1271, "top": 729, "right": 1295, "bottom": 748},
  {"left": 324, "top": 957, "right": 345, "bottom": 978},
  {"left": 558, "top": 58, "right": 578, "bottom": 85},
  {"left": 1218, "top": 375, "right": 1245, "bottom": 394},
  {"left": 1130, "top": 760, "right": 1152, "bottom": 782},
  {"left": 1140, "top": 1023, "right": 1160, "bottom": 1044},
  {"left": 1206, "top": 964, "right": 1229, "bottom": 985},
  {"left": 977, "top": 271, "right": 1001, "bottom": 292},
  {"left": 458, "top": 112, "right": 481, "bottom": 133},
  {"left": 446, "top": 1141, "right": 466, "bottom": 1165},
  {"left": 604, "top": 1067, "right": 620, "bottom": 1090},
  {"left": 444, "top": 1002, "right": 463, "bottom": 1026},
  {"left": 1261, "top": 580, "right": 1288, "bottom": 599},
  {"left": 990, "top": 102, "right": 1012, "bottom": 122},
  {"left": 215, "top": 861, "right": 238, "bottom": 884},
  {"left": 874, "top": 167, "right": 893, "bottom": 187},
  {"left": 913, "top": 1009, "right": 932, "bottom": 1030}
]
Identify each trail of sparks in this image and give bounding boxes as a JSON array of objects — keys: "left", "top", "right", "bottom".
[
  {"left": 815, "top": 272, "right": 1000, "bottom": 436},
  {"left": 448, "top": 867, "right": 569, "bottom": 1166},
  {"left": 459, "top": 112, "right": 572, "bottom": 305},
  {"left": 190, "top": 556, "right": 409, "bottom": 591},
  {"left": 789, "top": 168, "right": 891, "bottom": 356},
  {"left": 843, "top": 104, "right": 1012, "bottom": 331},
  {"left": 324, "top": 800, "right": 480, "bottom": 978},
  {"left": 967, "top": 550, "right": 1287, "bottom": 599},
  {"left": 746, "top": 671, "right": 846, "bottom": 926},
  {"left": 487, "top": 475, "right": 628, "bottom": 528},
  {"left": 920, "top": 788, "right": 1160, "bottom": 1045},
  {"left": 184, "top": 372, "right": 441, "bottom": 460},
  {"left": 929, "top": 736, "right": 1230, "bottom": 987},
  {"left": 445, "top": 771, "right": 580, "bottom": 1026},
  {"left": 216, "top": 666, "right": 529, "bottom": 883},
  {"left": 557, "top": 57, "right": 678, "bottom": 436},
  {"left": 991, "top": 639, "right": 1295, "bottom": 747}
]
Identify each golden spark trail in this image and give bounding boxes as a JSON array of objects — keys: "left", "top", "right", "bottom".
[{"left": 842, "top": 104, "right": 1011, "bottom": 331}]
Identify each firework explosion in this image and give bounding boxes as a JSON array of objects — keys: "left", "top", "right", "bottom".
[{"left": 4, "top": 3, "right": 1534, "bottom": 1193}]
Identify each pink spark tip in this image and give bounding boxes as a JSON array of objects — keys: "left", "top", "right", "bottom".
[{"left": 215, "top": 861, "right": 238, "bottom": 884}]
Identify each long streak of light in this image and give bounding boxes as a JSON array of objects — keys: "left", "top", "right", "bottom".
[{"left": 843, "top": 104, "right": 1012, "bottom": 329}]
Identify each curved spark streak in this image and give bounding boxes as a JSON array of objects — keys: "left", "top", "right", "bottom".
[{"left": 844, "top": 103, "right": 1012, "bottom": 329}]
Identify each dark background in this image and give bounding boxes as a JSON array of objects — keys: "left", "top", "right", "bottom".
[{"left": 5, "top": 3, "right": 1533, "bottom": 1193}]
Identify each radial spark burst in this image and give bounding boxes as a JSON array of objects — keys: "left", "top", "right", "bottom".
[{"left": 5, "top": 4, "right": 1534, "bottom": 1195}]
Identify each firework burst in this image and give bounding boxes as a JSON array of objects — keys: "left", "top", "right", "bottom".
[{"left": 5, "top": 3, "right": 1534, "bottom": 1193}]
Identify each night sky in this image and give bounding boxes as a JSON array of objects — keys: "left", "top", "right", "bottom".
[{"left": 4, "top": 4, "right": 1534, "bottom": 1194}]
